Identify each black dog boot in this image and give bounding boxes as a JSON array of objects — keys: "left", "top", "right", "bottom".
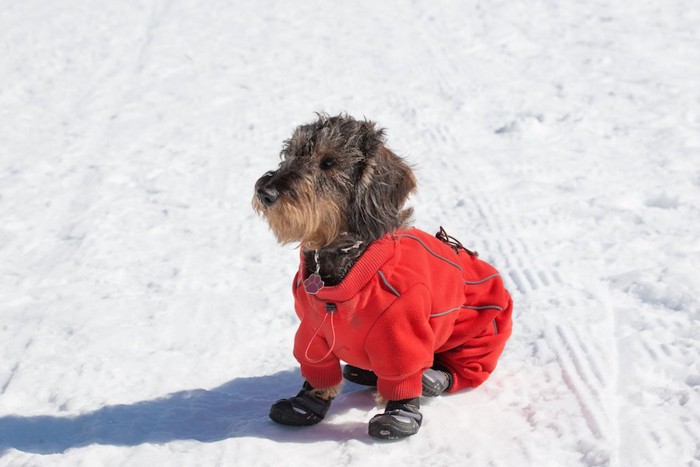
[
  {"left": 344, "top": 364, "right": 452, "bottom": 397},
  {"left": 343, "top": 364, "right": 378, "bottom": 386},
  {"left": 269, "top": 381, "right": 334, "bottom": 426},
  {"left": 421, "top": 368, "right": 452, "bottom": 397},
  {"left": 368, "top": 397, "right": 422, "bottom": 439}
]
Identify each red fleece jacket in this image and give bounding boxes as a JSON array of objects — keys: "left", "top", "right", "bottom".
[{"left": 292, "top": 228, "right": 512, "bottom": 401}]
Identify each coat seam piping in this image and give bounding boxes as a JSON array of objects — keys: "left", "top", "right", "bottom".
[
  {"left": 464, "top": 273, "right": 501, "bottom": 285},
  {"left": 377, "top": 270, "right": 400, "bottom": 297},
  {"left": 398, "top": 234, "right": 463, "bottom": 272}
]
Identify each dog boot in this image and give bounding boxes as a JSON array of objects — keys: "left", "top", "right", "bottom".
[
  {"left": 345, "top": 365, "right": 452, "bottom": 397},
  {"left": 269, "top": 381, "right": 334, "bottom": 426},
  {"left": 343, "top": 364, "right": 378, "bottom": 386},
  {"left": 368, "top": 397, "right": 422, "bottom": 439},
  {"left": 421, "top": 368, "right": 452, "bottom": 397}
]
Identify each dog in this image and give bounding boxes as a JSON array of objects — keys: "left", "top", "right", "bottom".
[{"left": 253, "top": 113, "right": 513, "bottom": 439}]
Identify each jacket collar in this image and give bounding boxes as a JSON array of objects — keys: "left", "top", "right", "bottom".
[{"left": 299, "top": 231, "right": 402, "bottom": 302}]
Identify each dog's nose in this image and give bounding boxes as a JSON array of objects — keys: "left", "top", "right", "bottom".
[{"left": 257, "top": 186, "right": 279, "bottom": 207}]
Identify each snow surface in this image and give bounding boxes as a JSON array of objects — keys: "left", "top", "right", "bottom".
[{"left": 1, "top": 0, "right": 699, "bottom": 465}]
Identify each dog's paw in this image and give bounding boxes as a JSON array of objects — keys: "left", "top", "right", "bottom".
[
  {"left": 269, "top": 398, "right": 326, "bottom": 426},
  {"left": 368, "top": 397, "right": 422, "bottom": 439},
  {"left": 268, "top": 382, "right": 334, "bottom": 427}
]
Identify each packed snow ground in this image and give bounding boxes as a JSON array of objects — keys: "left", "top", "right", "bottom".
[{"left": 1, "top": 0, "right": 699, "bottom": 466}]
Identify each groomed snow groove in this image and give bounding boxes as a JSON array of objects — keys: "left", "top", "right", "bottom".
[{"left": 1, "top": 0, "right": 699, "bottom": 466}]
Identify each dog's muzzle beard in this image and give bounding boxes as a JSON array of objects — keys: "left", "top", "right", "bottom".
[{"left": 254, "top": 172, "right": 344, "bottom": 250}]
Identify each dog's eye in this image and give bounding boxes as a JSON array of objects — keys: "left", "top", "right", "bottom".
[{"left": 319, "top": 157, "right": 335, "bottom": 170}]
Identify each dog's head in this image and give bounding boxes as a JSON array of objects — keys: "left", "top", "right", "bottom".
[{"left": 253, "top": 113, "right": 416, "bottom": 249}]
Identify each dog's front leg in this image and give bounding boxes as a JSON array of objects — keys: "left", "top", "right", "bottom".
[
  {"left": 268, "top": 381, "right": 342, "bottom": 426},
  {"left": 368, "top": 397, "right": 422, "bottom": 439}
]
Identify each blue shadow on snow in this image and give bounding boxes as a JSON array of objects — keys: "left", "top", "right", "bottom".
[{"left": 0, "top": 369, "right": 375, "bottom": 455}]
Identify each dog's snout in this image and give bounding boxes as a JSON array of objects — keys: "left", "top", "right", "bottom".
[
  {"left": 257, "top": 185, "right": 279, "bottom": 207},
  {"left": 255, "top": 170, "right": 280, "bottom": 207}
]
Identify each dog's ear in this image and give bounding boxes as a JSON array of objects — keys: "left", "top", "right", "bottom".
[
  {"left": 374, "top": 145, "right": 417, "bottom": 213},
  {"left": 357, "top": 120, "right": 385, "bottom": 156},
  {"left": 349, "top": 142, "right": 417, "bottom": 241}
]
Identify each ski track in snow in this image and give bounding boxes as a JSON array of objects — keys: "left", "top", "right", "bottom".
[{"left": 1, "top": 0, "right": 699, "bottom": 466}]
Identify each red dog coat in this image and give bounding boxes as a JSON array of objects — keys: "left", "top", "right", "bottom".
[{"left": 292, "top": 228, "right": 513, "bottom": 401}]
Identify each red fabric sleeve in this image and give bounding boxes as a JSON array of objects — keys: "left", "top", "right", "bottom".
[
  {"left": 364, "top": 284, "right": 435, "bottom": 400},
  {"left": 293, "top": 315, "right": 343, "bottom": 390}
]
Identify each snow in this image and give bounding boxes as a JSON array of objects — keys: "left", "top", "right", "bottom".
[{"left": 1, "top": 0, "right": 699, "bottom": 465}]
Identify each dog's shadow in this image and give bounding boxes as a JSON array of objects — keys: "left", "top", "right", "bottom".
[{"left": 0, "top": 370, "right": 378, "bottom": 455}]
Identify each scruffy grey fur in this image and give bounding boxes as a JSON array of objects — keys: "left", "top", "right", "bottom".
[{"left": 253, "top": 113, "right": 417, "bottom": 286}]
